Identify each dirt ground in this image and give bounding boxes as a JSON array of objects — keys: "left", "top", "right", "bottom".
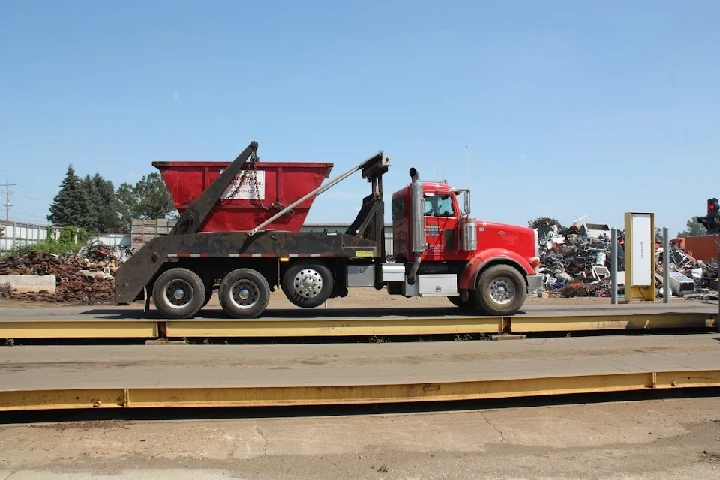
[
  {"left": 1, "top": 394, "right": 719, "bottom": 479},
  {"left": 1, "top": 285, "right": 719, "bottom": 479}
]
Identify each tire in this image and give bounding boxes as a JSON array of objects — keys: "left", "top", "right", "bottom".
[
  {"left": 218, "top": 268, "right": 270, "bottom": 319},
  {"left": 281, "top": 262, "right": 334, "bottom": 308},
  {"left": 448, "top": 295, "right": 477, "bottom": 311},
  {"left": 473, "top": 265, "right": 526, "bottom": 316},
  {"left": 152, "top": 268, "right": 206, "bottom": 320}
]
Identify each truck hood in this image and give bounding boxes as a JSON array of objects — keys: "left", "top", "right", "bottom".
[{"left": 477, "top": 221, "right": 537, "bottom": 260}]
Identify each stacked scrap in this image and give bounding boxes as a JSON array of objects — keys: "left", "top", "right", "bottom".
[
  {"left": 537, "top": 223, "right": 718, "bottom": 299},
  {"left": 0, "top": 251, "right": 114, "bottom": 303},
  {"left": 537, "top": 225, "right": 619, "bottom": 298},
  {"left": 78, "top": 242, "right": 135, "bottom": 273},
  {"left": 658, "top": 248, "right": 719, "bottom": 300}
]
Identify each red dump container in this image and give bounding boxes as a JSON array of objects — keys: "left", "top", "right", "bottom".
[
  {"left": 153, "top": 161, "right": 334, "bottom": 232},
  {"left": 684, "top": 235, "right": 719, "bottom": 262}
]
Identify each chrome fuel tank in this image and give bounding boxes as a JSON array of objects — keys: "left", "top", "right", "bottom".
[{"left": 461, "top": 218, "right": 477, "bottom": 252}]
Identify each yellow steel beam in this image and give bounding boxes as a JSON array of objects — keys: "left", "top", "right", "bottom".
[
  {"left": 0, "top": 389, "right": 126, "bottom": 410},
  {"left": 510, "top": 313, "right": 716, "bottom": 333},
  {"left": 0, "top": 321, "right": 159, "bottom": 339},
  {"left": 165, "top": 316, "right": 504, "bottom": 338},
  {"left": 0, "top": 313, "right": 715, "bottom": 340},
  {"left": 1, "top": 369, "right": 719, "bottom": 411}
]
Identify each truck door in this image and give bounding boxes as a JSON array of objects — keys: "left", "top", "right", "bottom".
[{"left": 424, "top": 194, "right": 459, "bottom": 255}]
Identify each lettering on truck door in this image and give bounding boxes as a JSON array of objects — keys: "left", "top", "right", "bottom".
[{"left": 424, "top": 194, "right": 459, "bottom": 255}]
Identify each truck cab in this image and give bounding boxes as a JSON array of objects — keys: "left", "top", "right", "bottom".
[{"left": 388, "top": 169, "right": 543, "bottom": 315}]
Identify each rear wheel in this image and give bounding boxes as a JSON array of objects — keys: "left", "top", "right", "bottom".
[
  {"left": 218, "top": 268, "right": 270, "bottom": 319},
  {"left": 473, "top": 265, "right": 525, "bottom": 316},
  {"left": 152, "top": 268, "right": 205, "bottom": 319},
  {"left": 282, "top": 262, "right": 334, "bottom": 308}
]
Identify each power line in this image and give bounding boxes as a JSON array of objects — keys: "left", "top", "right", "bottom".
[
  {"left": 14, "top": 192, "right": 46, "bottom": 202},
  {"left": 1, "top": 178, "right": 17, "bottom": 222},
  {"left": 11, "top": 210, "right": 48, "bottom": 220}
]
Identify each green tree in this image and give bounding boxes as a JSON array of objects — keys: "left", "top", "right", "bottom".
[
  {"left": 47, "top": 165, "right": 94, "bottom": 230},
  {"left": 654, "top": 227, "right": 663, "bottom": 242},
  {"left": 81, "top": 174, "right": 101, "bottom": 232},
  {"left": 677, "top": 217, "right": 705, "bottom": 238},
  {"left": 134, "top": 172, "right": 176, "bottom": 220},
  {"left": 528, "top": 217, "right": 564, "bottom": 240},
  {"left": 116, "top": 182, "right": 136, "bottom": 233},
  {"left": 82, "top": 173, "right": 123, "bottom": 233},
  {"left": 116, "top": 173, "right": 176, "bottom": 233}
]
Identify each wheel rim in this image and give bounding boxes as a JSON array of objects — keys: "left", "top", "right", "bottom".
[
  {"left": 489, "top": 277, "right": 515, "bottom": 305},
  {"left": 163, "top": 279, "right": 194, "bottom": 309},
  {"left": 229, "top": 279, "right": 260, "bottom": 309},
  {"left": 293, "top": 268, "right": 324, "bottom": 298}
]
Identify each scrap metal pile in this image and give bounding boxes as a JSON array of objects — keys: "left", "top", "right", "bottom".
[
  {"left": 536, "top": 225, "right": 618, "bottom": 298},
  {"left": 658, "top": 248, "right": 719, "bottom": 300},
  {"left": 537, "top": 224, "right": 718, "bottom": 299},
  {"left": 77, "top": 242, "right": 134, "bottom": 273},
  {"left": 0, "top": 248, "right": 128, "bottom": 303}
]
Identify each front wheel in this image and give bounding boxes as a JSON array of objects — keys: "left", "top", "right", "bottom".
[
  {"left": 281, "top": 262, "right": 334, "bottom": 308},
  {"left": 473, "top": 265, "right": 526, "bottom": 316}
]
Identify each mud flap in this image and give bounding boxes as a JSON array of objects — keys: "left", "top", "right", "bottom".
[{"left": 143, "top": 287, "right": 150, "bottom": 312}]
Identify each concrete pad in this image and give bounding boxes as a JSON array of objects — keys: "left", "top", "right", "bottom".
[
  {"left": 0, "top": 275, "right": 55, "bottom": 294},
  {"left": 1, "top": 334, "right": 719, "bottom": 391}
]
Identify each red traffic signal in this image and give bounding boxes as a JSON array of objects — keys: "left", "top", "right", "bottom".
[{"left": 708, "top": 198, "right": 719, "bottom": 217}]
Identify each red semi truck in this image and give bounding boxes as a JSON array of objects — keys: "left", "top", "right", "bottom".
[{"left": 115, "top": 141, "right": 543, "bottom": 319}]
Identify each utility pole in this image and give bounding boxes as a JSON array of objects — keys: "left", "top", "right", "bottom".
[{"left": 1, "top": 178, "right": 16, "bottom": 221}]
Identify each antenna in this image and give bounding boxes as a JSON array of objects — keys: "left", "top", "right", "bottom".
[{"left": 465, "top": 146, "right": 469, "bottom": 189}]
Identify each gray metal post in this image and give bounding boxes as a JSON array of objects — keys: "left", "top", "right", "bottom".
[
  {"left": 611, "top": 227, "right": 618, "bottom": 305},
  {"left": 716, "top": 234, "right": 719, "bottom": 333},
  {"left": 663, "top": 226, "right": 670, "bottom": 303}
]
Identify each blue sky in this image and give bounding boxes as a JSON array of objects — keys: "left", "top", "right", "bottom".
[{"left": 1, "top": 0, "right": 718, "bottom": 235}]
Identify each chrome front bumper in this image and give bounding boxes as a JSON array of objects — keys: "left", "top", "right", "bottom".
[{"left": 526, "top": 274, "right": 544, "bottom": 292}]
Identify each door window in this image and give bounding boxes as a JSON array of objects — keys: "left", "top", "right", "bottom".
[
  {"left": 392, "top": 196, "right": 405, "bottom": 220},
  {"left": 424, "top": 195, "right": 454, "bottom": 217}
]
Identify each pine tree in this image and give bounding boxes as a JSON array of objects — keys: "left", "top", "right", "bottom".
[
  {"left": 94, "top": 173, "right": 123, "bottom": 233},
  {"left": 81, "top": 174, "right": 101, "bottom": 232},
  {"left": 47, "top": 164, "right": 94, "bottom": 230},
  {"left": 82, "top": 173, "right": 123, "bottom": 233}
]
